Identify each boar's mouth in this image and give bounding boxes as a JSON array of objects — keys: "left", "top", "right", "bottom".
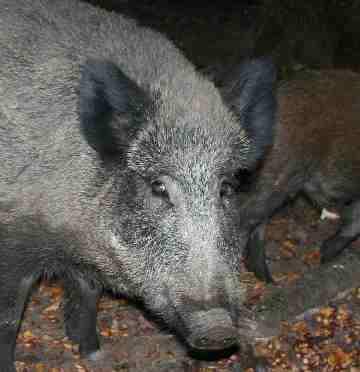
[{"left": 140, "top": 273, "right": 247, "bottom": 352}]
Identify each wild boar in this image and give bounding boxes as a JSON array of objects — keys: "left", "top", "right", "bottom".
[
  {"left": 221, "top": 68, "right": 360, "bottom": 282},
  {"left": 0, "top": 0, "right": 276, "bottom": 369}
]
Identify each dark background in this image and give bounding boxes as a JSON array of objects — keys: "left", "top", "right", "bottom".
[{"left": 85, "top": 0, "right": 360, "bottom": 79}]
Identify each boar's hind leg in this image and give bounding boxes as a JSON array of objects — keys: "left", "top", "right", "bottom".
[
  {"left": 321, "top": 200, "right": 360, "bottom": 263},
  {"left": 63, "top": 275, "right": 101, "bottom": 357},
  {"left": 244, "top": 223, "right": 274, "bottom": 283},
  {"left": 0, "top": 272, "right": 37, "bottom": 371}
]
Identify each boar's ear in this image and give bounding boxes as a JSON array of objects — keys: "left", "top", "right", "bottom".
[
  {"left": 221, "top": 57, "right": 277, "bottom": 167},
  {"left": 79, "top": 59, "right": 151, "bottom": 157}
]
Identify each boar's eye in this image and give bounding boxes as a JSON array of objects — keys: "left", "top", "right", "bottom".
[
  {"left": 220, "top": 179, "right": 236, "bottom": 198},
  {"left": 151, "top": 180, "right": 169, "bottom": 199}
]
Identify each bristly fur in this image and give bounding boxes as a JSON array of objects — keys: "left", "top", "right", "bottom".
[{"left": 0, "top": 0, "right": 277, "bottom": 368}]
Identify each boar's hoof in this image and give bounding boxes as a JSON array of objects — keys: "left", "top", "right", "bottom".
[
  {"left": 320, "top": 234, "right": 351, "bottom": 263},
  {"left": 86, "top": 349, "right": 107, "bottom": 362},
  {"left": 187, "top": 309, "right": 238, "bottom": 350}
]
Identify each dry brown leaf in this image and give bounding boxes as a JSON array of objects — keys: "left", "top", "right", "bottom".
[
  {"left": 50, "top": 286, "right": 63, "bottom": 298},
  {"left": 327, "top": 347, "right": 352, "bottom": 368},
  {"left": 272, "top": 273, "right": 289, "bottom": 283},
  {"left": 302, "top": 250, "right": 321, "bottom": 266},
  {"left": 35, "top": 363, "right": 46, "bottom": 372},
  {"left": 291, "top": 321, "right": 309, "bottom": 336},
  {"left": 280, "top": 239, "right": 297, "bottom": 258},
  {"left": 285, "top": 272, "right": 301, "bottom": 283},
  {"left": 43, "top": 300, "right": 61, "bottom": 313},
  {"left": 319, "top": 306, "right": 335, "bottom": 318}
]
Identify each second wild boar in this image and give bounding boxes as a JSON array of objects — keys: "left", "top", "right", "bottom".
[{"left": 221, "top": 68, "right": 360, "bottom": 281}]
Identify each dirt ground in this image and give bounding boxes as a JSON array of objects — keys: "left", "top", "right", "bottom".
[{"left": 14, "top": 198, "right": 360, "bottom": 371}]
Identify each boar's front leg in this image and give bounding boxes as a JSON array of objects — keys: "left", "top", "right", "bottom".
[
  {"left": 0, "top": 271, "right": 37, "bottom": 372},
  {"left": 244, "top": 222, "right": 274, "bottom": 283},
  {"left": 321, "top": 200, "right": 360, "bottom": 263},
  {"left": 63, "top": 275, "right": 101, "bottom": 357}
]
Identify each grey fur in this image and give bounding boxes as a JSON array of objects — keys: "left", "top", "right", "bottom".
[{"left": 0, "top": 0, "right": 276, "bottom": 368}]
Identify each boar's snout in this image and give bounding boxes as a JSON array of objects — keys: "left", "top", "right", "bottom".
[{"left": 186, "top": 308, "right": 238, "bottom": 350}]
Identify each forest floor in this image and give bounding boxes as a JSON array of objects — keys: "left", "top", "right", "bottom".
[{"left": 15, "top": 198, "right": 360, "bottom": 371}]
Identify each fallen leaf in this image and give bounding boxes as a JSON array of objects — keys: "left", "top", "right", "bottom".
[{"left": 302, "top": 250, "right": 321, "bottom": 266}]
